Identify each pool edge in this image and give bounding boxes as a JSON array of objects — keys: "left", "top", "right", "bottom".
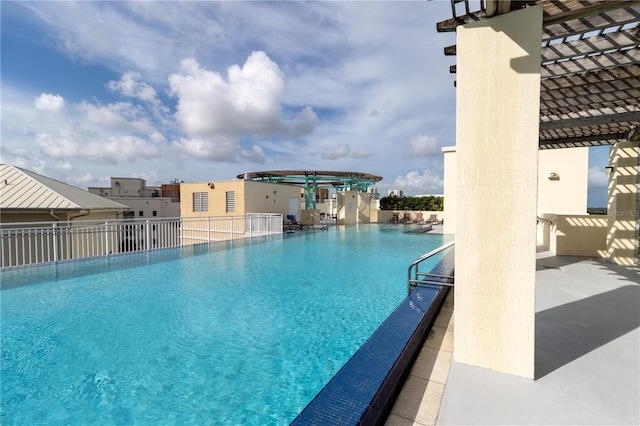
[{"left": 290, "top": 250, "right": 455, "bottom": 426}]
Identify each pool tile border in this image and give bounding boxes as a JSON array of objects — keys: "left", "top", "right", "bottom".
[{"left": 290, "top": 250, "right": 455, "bottom": 426}]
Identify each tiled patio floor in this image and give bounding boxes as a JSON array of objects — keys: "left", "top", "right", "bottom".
[{"left": 385, "top": 247, "right": 639, "bottom": 425}]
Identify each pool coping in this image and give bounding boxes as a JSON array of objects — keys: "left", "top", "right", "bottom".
[{"left": 290, "top": 249, "right": 455, "bottom": 426}]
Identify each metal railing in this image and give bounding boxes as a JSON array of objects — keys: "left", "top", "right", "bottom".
[
  {"left": 0, "top": 213, "right": 282, "bottom": 269},
  {"left": 408, "top": 240, "right": 455, "bottom": 289}
]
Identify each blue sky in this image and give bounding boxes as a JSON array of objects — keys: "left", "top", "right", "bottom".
[{"left": 1, "top": 1, "right": 609, "bottom": 206}]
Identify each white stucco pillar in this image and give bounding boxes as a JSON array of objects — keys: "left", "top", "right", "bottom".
[
  {"left": 455, "top": 6, "right": 542, "bottom": 379},
  {"left": 606, "top": 139, "right": 640, "bottom": 265},
  {"left": 442, "top": 146, "right": 457, "bottom": 234}
]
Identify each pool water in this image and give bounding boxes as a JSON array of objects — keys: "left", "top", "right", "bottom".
[{"left": 1, "top": 224, "right": 449, "bottom": 425}]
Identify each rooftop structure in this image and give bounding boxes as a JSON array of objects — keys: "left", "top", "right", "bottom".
[{"left": 237, "top": 170, "right": 382, "bottom": 209}]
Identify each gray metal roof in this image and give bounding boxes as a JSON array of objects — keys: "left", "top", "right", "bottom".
[{"left": 0, "top": 164, "right": 130, "bottom": 211}]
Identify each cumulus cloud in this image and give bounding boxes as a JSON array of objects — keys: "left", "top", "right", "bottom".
[
  {"left": 322, "top": 144, "right": 351, "bottom": 160},
  {"left": 241, "top": 145, "right": 266, "bottom": 164},
  {"left": 36, "top": 130, "right": 160, "bottom": 164},
  {"left": 34, "top": 93, "right": 65, "bottom": 112},
  {"left": 172, "top": 137, "right": 237, "bottom": 162},
  {"left": 168, "top": 52, "right": 317, "bottom": 162},
  {"left": 351, "top": 149, "right": 373, "bottom": 159},
  {"left": 107, "top": 71, "right": 158, "bottom": 103},
  {"left": 393, "top": 169, "right": 443, "bottom": 194},
  {"left": 170, "top": 52, "right": 285, "bottom": 137},
  {"left": 404, "top": 134, "right": 439, "bottom": 157},
  {"left": 588, "top": 166, "right": 609, "bottom": 188},
  {"left": 284, "top": 106, "right": 318, "bottom": 138},
  {"left": 78, "top": 101, "right": 156, "bottom": 134}
]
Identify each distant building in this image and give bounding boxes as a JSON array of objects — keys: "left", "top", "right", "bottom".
[
  {"left": 415, "top": 194, "right": 444, "bottom": 198},
  {"left": 88, "top": 177, "right": 180, "bottom": 219},
  {"left": 367, "top": 187, "right": 380, "bottom": 200},
  {"left": 387, "top": 189, "right": 404, "bottom": 197}
]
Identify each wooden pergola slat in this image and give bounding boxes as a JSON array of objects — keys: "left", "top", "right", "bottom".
[
  {"left": 541, "top": 28, "right": 639, "bottom": 63},
  {"left": 540, "top": 111, "right": 640, "bottom": 131},
  {"left": 541, "top": 48, "right": 640, "bottom": 79},
  {"left": 541, "top": 74, "right": 639, "bottom": 101}
]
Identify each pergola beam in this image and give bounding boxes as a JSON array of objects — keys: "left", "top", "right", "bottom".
[{"left": 539, "top": 111, "right": 640, "bottom": 131}]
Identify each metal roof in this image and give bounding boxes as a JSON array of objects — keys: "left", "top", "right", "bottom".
[
  {"left": 437, "top": 0, "right": 640, "bottom": 149},
  {"left": 0, "top": 164, "right": 130, "bottom": 211}
]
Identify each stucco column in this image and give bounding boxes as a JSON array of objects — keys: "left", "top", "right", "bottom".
[
  {"left": 455, "top": 6, "right": 542, "bottom": 379},
  {"left": 442, "top": 146, "right": 457, "bottom": 234},
  {"left": 606, "top": 139, "right": 640, "bottom": 265}
]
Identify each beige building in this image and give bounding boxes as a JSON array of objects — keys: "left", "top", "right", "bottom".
[
  {"left": 180, "top": 179, "right": 303, "bottom": 219},
  {"left": 88, "top": 177, "right": 180, "bottom": 219}
]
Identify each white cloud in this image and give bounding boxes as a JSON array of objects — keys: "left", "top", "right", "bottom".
[
  {"left": 169, "top": 53, "right": 284, "bottom": 137},
  {"left": 284, "top": 106, "right": 318, "bottom": 139},
  {"left": 588, "top": 166, "right": 609, "bottom": 188},
  {"left": 168, "top": 52, "right": 317, "bottom": 162},
  {"left": 351, "top": 149, "right": 373, "bottom": 159},
  {"left": 67, "top": 173, "right": 98, "bottom": 186},
  {"left": 404, "top": 134, "right": 439, "bottom": 157},
  {"left": 34, "top": 93, "right": 65, "bottom": 112},
  {"left": 107, "top": 71, "right": 158, "bottom": 103},
  {"left": 393, "top": 169, "right": 443, "bottom": 195},
  {"left": 36, "top": 130, "right": 160, "bottom": 164},
  {"left": 323, "top": 144, "right": 351, "bottom": 160},
  {"left": 172, "top": 137, "right": 237, "bottom": 162},
  {"left": 78, "top": 101, "right": 156, "bottom": 134},
  {"left": 241, "top": 145, "right": 266, "bottom": 164},
  {"left": 132, "top": 170, "right": 159, "bottom": 184}
]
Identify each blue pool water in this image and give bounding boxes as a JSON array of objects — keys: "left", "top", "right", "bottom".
[{"left": 1, "top": 225, "right": 449, "bottom": 425}]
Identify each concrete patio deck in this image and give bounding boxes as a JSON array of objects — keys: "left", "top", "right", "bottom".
[{"left": 386, "top": 245, "right": 639, "bottom": 425}]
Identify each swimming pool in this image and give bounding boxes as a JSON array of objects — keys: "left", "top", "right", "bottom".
[{"left": 1, "top": 224, "right": 450, "bottom": 425}]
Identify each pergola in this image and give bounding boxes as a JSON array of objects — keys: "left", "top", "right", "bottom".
[
  {"left": 237, "top": 170, "right": 382, "bottom": 209},
  {"left": 438, "top": 0, "right": 639, "bottom": 149}
]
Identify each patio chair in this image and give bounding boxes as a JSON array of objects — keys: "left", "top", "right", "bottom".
[
  {"left": 428, "top": 214, "right": 439, "bottom": 225},
  {"left": 287, "top": 214, "right": 303, "bottom": 230},
  {"left": 415, "top": 212, "right": 424, "bottom": 224}
]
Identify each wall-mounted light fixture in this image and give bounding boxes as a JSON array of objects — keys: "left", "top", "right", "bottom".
[
  {"left": 547, "top": 172, "right": 560, "bottom": 181},
  {"left": 265, "top": 195, "right": 269, "bottom": 199},
  {"left": 208, "top": 182, "right": 215, "bottom": 189},
  {"left": 605, "top": 166, "right": 614, "bottom": 176},
  {"left": 273, "top": 190, "right": 277, "bottom": 194}
]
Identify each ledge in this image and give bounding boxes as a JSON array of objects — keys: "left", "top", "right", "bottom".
[{"left": 290, "top": 250, "right": 455, "bottom": 425}]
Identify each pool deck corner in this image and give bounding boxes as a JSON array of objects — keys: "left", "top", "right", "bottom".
[{"left": 387, "top": 245, "right": 639, "bottom": 426}]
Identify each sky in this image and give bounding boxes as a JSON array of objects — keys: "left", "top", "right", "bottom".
[{"left": 1, "top": 1, "right": 610, "bottom": 206}]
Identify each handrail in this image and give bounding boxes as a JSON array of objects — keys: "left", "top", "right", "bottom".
[{"left": 408, "top": 240, "right": 455, "bottom": 289}]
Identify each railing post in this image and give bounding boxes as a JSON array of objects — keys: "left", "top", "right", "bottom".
[
  {"left": 208, "top": 217, "right": 211, "bottom": 243},
  {"left": 52, "top": 223, "right": 58, "bottom": 262},
  {"left": 105, "top": 221, "right": 110, "bottom": 256},
  {"left": 146, "top": 220, "right": 151, "bottom": 251}
]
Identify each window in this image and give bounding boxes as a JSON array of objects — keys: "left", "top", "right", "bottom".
[
  {"left": 193, "top": 192, "right": 208, "bottom": 212},
  {"left": 138, "top": 211, "right": 144, "bottom": 217},
  {"left": 152, "top": 210, "right": 157, "bottom": 217},
  {"left": 225, "top": 191, "right": 235, "bottom": 213}
]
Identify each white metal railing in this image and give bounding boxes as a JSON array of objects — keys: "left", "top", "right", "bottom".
[{"left": 0, "top": 213, "right": 283, "bottom": 269}]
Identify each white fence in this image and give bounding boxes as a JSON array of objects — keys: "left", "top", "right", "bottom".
[{"left": 0, "top": 213, "right": 282, "bottom": 269}]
